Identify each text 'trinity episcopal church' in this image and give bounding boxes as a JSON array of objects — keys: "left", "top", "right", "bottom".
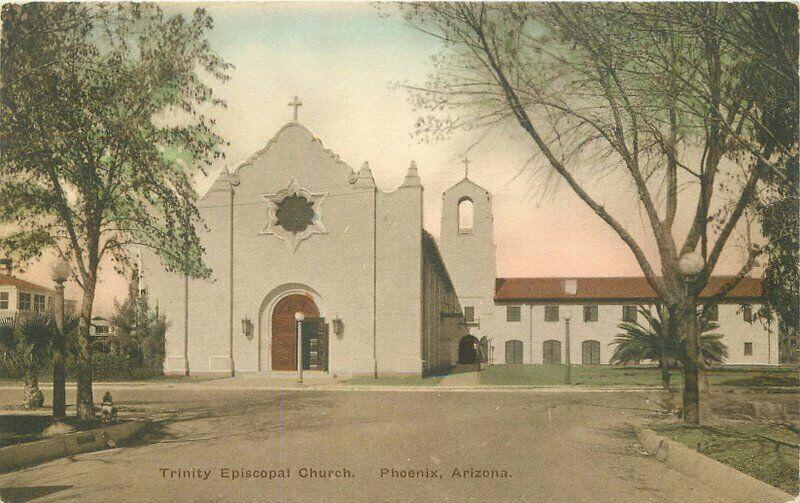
[{"left": 144, "top": 119, "right": 775, "bottom": 377}]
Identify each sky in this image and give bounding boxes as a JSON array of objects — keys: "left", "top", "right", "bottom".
[{"left": 15, "top": 2, "right": 758, "bottom": 314}]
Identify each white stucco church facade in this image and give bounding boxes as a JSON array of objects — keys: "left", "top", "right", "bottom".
[
  {"left": 146, "top": 119, "right": 462, "bottom": 377},
  {"left": 145, "top": 114, "right": 777, "bottom": 377}
]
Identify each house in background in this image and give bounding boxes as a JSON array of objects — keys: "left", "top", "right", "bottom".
[
  {"left": 0, "top": 274, "right": 77, "bottom": 317},
  {"left": 90, "top": 316, "right": 115, "bottom": 353}
]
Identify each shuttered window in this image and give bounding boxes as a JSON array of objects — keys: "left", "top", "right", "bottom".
[
  {"left": 622, "top": 305, "right": 637, "bottom": 323},
  {"left": 544, "top": 306, "right": 559, "bottom": 322}
]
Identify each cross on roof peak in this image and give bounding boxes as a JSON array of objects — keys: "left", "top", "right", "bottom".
[
  {"left": 462, "top": 158, "right": 471, "bottom": 179},
  {"left": 288, "top": 95, "right": 303, "bottom": 122}
]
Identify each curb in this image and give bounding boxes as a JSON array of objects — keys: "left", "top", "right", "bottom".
[
  {"left": 0, "top": 383, "right": 666, "bottom": 392},
  {"left": 0, "top": 419, "right": 148, "bottom": 473},
  {"left": 630, "top": 423, "right": 795, "bottom": 503}
]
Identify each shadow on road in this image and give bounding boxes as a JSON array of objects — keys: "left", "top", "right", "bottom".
[
  {"left": 121, "top": 391, "right": 335, "bottom": 448},
  {"left": 0, "top": 485, "right": 72, "bottom": 502}
]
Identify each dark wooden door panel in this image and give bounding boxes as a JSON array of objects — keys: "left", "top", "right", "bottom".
[
  {"left": 301, "top": 318, "right": 328, "bottom": 371},
  {"left": 271, "top": 294, "right": 319, "bottom": 371}
]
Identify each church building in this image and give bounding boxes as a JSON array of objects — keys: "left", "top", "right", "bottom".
[
  {"left": 146, "top": 118, "right": 462, "bottom": 377},
  {"left": 147, "top": 111, "right": 778, "bottom": 377}
]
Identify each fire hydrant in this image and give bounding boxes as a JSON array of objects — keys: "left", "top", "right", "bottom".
[{"left": 100, "top": 391, "right": 118, "bottom": 424}]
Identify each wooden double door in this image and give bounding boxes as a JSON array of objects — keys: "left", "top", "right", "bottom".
[
  {"left": 271, "top": 294, "right": 328, "bottom": 371},
  {"left": 543, "top": 340, "right": 562, "bottom": 364},
  {"left": 582, "top": 340, "right": 601, "bottom": 365},
  {"left": 505, "top": 340, "right": 523, "bottom": 364}
]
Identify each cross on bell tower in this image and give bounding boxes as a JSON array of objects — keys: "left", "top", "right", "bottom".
[
  {"left": 462, "top": 157, "right": 471, "bottom": 179},
  {"left": 288, "top": 95, "right": 303, "bottom": 121}
]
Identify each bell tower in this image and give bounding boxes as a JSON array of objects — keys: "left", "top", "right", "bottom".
[{"left": 439, "top": 174, "right": 497, "bottom": 326}]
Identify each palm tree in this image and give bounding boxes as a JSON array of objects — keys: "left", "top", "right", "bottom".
[
  {"left": 0, "top": 312, "right": 57, "bottom": 409},
  {"left": 0, "top": 311, "right": 81, "bottom": 410},
  {"left": 610, "top": 307, "right": 728, "bottom": 390}
]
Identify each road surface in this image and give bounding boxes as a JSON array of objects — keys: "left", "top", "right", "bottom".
[{"left": 0, "top": 385, "right": 729, "bottom": 502}]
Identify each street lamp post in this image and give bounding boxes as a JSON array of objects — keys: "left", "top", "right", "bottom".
[
  {"left": 295, "top": 312, "right": 305, "bottom": 383},
  {"left": 50, "top": 258, "right": 72, "bottom": 420},
  {"left": 679, "top": 251, "right": 705, "bottom": 425},
  {"left": 563, "top": 307, "right": 572, "bottom": 385},
  {"left": 226, "top": 171, "right": 239, "bottom": 378}
]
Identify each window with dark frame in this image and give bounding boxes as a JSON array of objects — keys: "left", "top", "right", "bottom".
[
  {"left": 464, "top": 306, "right": 475, "bottom": 323},
  {"left": 0, "top": 292, "right": 8, "bottom": 310},
  {"left": 544, "top": 305, "right": 559, "bottom": 322},
  {"left": 18, "top": 292, "right": 31, "bottom": 311},
  {"left": 744, "top": 342, "right": 753, "bottom": 356},
  {"left": 95, "top": 325, "right": 110, "bottom": 335},
  {"left": 33, "top": 294, "right": 46, "bottom": 312},
  {"left": 507, "top": 306, "right": 521, "bottom": 322},
  {"left": 583, "top": 305, "right": 599, "bottom": 322},
  {"left": 622, "top": 305, "right": 637, "bottom": 323},
  {"left": 743, "top": 305, "right": 752, "bottom": 323}
]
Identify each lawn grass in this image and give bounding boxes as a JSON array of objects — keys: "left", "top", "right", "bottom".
[
  {"left": 712, "top": 369, "right": 800, "bottom": 387},
  {"left": 478, "top": 364, "right": 799, "bottom": 388},
  {"left": 344, "top": 375, "right": 445, "bottom": 386},
  {"left": 479, "top": 364, "right": 673, "bottom": 387},
  {"left": 651, "top": 422, "right": 799, "bottom": 495}
]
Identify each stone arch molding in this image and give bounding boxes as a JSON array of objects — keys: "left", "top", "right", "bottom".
[{"left": 261, "top": 178, "right": 327, "bottom": 251}]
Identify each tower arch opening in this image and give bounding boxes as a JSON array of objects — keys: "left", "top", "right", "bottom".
[{"left": 458, "top": 197, "right": 474, "bottom": 233}]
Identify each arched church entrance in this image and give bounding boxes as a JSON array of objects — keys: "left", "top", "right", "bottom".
[
  {"left": 458, "top": 335, "right": 480, "bottom": 364},
  {"left": 271, "top": 294, "right": 320, "bottom": 371}
]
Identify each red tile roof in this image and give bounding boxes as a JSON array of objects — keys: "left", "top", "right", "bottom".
[
  {"left": 495, "top": 276, "right": 763, "bottom": 303},
  {"left": 0, "top": 274, "right": 55, "bottom": 294}
]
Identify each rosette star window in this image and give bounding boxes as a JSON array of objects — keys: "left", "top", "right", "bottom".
[{"left": 261, "top": 178, "right": 327, "bottom": 251}]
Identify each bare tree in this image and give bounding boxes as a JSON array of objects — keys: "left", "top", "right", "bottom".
[{"left": 399, "top": 3, "right": 796, "bottom": 424}]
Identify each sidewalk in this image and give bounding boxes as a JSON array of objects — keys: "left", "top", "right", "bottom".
[
  {"left": 0, "top": 380, "right": 665, "bottom": 393},
  {"left": 439, "top": 364, "right": 481, "bottom": 387}
]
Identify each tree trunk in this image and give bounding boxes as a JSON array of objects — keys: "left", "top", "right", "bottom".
[
  {"left": 659, "top": 354, "right": 671, "bottom": 390},
  {"left": 698, "top": 357, "right": 710, "bottom": 393},
  {"left": 23, "top": 368, "right": 44, "bottom": 410},
  {"left": 76, "top": 280, "right": 96, "bottom": 420},
  {"left": 680, "top": 303, "right": 701, "bottom": 425}
]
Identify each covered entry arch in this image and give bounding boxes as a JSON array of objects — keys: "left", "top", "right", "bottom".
[{"left": 458, "top": 335, "right": 480, "bottom": 364}]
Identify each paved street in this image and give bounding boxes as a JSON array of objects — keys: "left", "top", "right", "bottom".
[{"left": 0, "top": 384, "right": 731, "bottom": 502}]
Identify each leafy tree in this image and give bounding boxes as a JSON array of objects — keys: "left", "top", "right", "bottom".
[
  {"left": 0, "top": 4, "right": 229, "bottom": 418},
  {"left": 398, "top": 2, "right": 796, "bottom": 424},
  {"left": 110, "top": 271, "right": 166, "bottom": 372},
  {"left": 736, "top": 4, "right": 800, "bottom": 353},
  {"left": 611, "top": 307, "right": 727, "bottom": 390}
]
